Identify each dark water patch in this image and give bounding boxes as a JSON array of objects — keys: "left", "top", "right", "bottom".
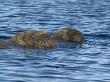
[
  {"left": 0, "top": 36, "right": 11, "bottom": 39},
  {"left": 85, "top": 33, "right": 110, "bottom": 39}
]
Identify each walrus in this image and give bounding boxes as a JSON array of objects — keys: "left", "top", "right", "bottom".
[
  {"left": 55, "top": 28, "right": 84, "bottom": 44},
  {"left": 0, "top": 28, "right": 84, "bottom": 49},
  {"left": 11, "top": 30, "right": 57, "bottom": 49}
]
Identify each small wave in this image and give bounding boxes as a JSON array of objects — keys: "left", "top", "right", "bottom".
[
  {"left": 0, "top": 8, "right": 20, "bottom": 18},
  {"left": 0, "top": 36, "right": 11, "bottom": 39},
  {"left": 85, "top": 33, "right": 110, "bottom": 39}
]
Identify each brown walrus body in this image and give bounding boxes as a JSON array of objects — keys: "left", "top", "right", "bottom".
[
  {"left": 55, "top": 28, "right": 84, "bottom": 44},
  {"left": 0, "top": 28, "right": 84, "bottom": 49},
  {"left": 11, "top": 30, "right": 57, "bottom": 49}
]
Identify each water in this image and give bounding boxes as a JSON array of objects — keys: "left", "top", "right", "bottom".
[{"left": 0, "top": 0, "right": 110, "bottom": 82}]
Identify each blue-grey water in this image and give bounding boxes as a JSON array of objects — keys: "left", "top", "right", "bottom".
[{"left": 0, "top": 0, "right": 110, "bottom": 82}]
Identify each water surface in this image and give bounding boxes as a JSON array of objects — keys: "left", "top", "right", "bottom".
[{"left": 0, "top": 0, "right": 110, "bottom": 82}]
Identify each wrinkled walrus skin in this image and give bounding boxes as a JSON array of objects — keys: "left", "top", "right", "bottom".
[
  {"left": 55, "top": 28, "right": 84, "bottom": 44},
  {"left": 11, "top": 30, "right": 57, "bottom": 49}
]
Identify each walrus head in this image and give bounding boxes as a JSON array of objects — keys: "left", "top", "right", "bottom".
[{"left": 55, "top": 28, "right": 84, "bottom": 44}]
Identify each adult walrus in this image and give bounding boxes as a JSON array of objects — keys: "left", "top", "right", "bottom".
[
  {"left": 11, "top": 30, "right": 57, "bottom": 49},
  {"left": 0, "top": 28, "right": 84, "bottom": 49},
  {"left": 55, "top": 28, "right": 84, "bottom": 44}
]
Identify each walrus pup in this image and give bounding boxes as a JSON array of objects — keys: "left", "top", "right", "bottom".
[
  {"left": 55, "top": 28, "right": 84, "bottom": 44},
  {"left": 11, "top": 30, "right": 57, "bottom": 49}
]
